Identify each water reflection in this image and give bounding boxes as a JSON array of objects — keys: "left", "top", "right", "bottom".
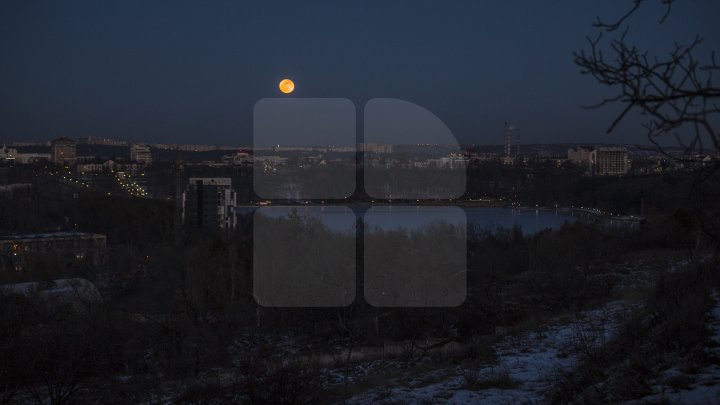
[{"left": 242, "top": 206, "right": 578, "bottom": 235}]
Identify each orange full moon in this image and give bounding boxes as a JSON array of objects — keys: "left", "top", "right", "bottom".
[{"left": 279, "top": 78, "right": 295, "bottom": 94}]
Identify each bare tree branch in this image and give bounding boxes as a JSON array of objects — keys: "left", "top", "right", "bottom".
[{"left": 575, "top": 1, "right": 719, "bottom": 159}]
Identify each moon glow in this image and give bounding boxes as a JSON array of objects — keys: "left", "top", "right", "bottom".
[{"left": 279, "top": 78, "right": 295, "bottom": 94}]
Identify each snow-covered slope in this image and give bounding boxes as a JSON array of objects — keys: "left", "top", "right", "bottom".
[{"left": 345, "top": 301, "right": 633, "bottom": 404}]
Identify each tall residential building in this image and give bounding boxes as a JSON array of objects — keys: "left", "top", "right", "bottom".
[
  {"left": 183, "top": 178, "right": 237, "bottom": 230},
  {"left": 596, "top": 147, "right": 629, "bottom": 176},
  {"left": 51, "top": 137, "right": 77, "bottom": 166},
  {"left": 130, "top": 144, "right": 152, "bottom": 164},
  {"left": 567, "top": 146, "right": 597, "bottom": 172}
]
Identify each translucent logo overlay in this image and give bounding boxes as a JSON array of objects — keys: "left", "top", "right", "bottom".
[{"left": 252, "top": 98, "right": 467, "bottom": 307}]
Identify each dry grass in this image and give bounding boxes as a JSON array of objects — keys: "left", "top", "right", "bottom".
[{"left": 550, "top": 257, "right": 720, "bottom": 403}]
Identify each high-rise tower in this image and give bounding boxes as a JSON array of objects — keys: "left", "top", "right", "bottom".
[{"left": 503, "top": 122, "right": 512, "bottom": 164}]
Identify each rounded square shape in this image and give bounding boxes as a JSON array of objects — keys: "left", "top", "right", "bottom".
[
  {"left": 363, "top": 206, "right": 467, "bottom": 307},
  {"left": 253, "top": 206, "right": 356, "bottom": 307},
  {"left": 253, "top": 98, "right": 356, "bottom": 200}
]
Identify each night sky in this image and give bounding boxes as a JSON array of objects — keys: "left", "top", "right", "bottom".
[{"left": 1, "top": 0, "right": 718, "bottom": 146}]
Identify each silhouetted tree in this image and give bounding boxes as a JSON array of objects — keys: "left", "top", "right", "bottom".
[{"left": 576, "top": 0, "right": 720, "bottom": 246}]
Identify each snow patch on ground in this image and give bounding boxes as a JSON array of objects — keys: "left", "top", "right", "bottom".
[
  {"left": 626, "top": 292, "right": 720, "bottom": 405},
  {"left": 345, "top": 301, "right": 633, "bottom": 404}
]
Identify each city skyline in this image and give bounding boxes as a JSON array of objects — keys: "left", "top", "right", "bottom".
[{"left": 1, "top": 1, "right": 718, "bottom": 146}]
